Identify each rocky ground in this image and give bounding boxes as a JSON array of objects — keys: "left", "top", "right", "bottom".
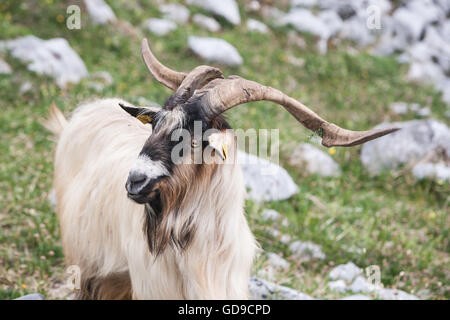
[{"left": 0, "top": 0, "right": 449, "bottom": 300}]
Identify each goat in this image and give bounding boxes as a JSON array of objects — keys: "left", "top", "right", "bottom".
[{"left": 44, "top": 38, "right": 397, "bottom": 299}]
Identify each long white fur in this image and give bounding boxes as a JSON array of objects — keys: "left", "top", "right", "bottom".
[{"left": 47, "top": 98, "right": 256, "bottom": 299}]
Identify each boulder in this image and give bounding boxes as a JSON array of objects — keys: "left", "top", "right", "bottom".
[
  {"left": 360, "top": 120, "right": 450, "bottom": 175},
  {"left": 238, "top": 151, "right": 298, "bottom": 202},
  {"left": 249, "top": 277, "right": 314, "bottom": 300},
  {"left": 247, "top": 19, "right": 270, "bottom": 34},
  {"left": 0, "top": 35, "right": 88, "bottom": 87},
  {"left": 340, "top": 294, "right": 372, "bottom": 300},
  {"left": 329, "top": 262, "right": 362, "bottom": 282},
  {"left": 376, "top": 288, "right": 419, "bottom": 300},
  {"left": 15, "top": 293, "right": 45, "bottom": 300},
  {"left": 261, "top": 209, "right": 280, "bottom": 222},
  {"left": 280, "top": 8, "right": 329, "bottom": 39},
  {"left": 328, "top": 279, "right": 347, "bottom": 293},
  {"left": 186, "top": 0, "right": 241, "bottom": 25},
  {"left": 192, "top": 14, "right": 221, "bottom": 32},
  {"left": 84, "top": 0, "right": 116, "bottom": 25},
  {"left": 144, "top": 18, "right": 177, "bottom": 36},
  {"left": 0, "top": 58, "right": 12, "bottom": 74},
  {"left": 160, "top": 3, "right": 190, "bottom": 24},
  {"left": 289, "top": 240, "right": 326, "bottom": 261},
  {"left": 267, "top": 252, "right": 290, "bottom": 270},
  {"left": 288, "top": 143, "right": 341, "bottom": 177},
  {"left": 188, "top": 36, "right": 243, "bottom": 66}
]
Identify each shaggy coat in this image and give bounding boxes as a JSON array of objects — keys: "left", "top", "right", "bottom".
[{"left": 46, "top": 98, "right": 256, "bottom": 299}]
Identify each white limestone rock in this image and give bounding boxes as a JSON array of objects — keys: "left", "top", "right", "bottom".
[
  {"left": 249, "top": 277, "right": 314, "bottom": 300},
  {"left": 238, "top": 151, "right": 299, "bottom": 202},
  {"left": 186, "top": 0, "right": 241, "bottom": 25},
  {"left": 289, "top": 240, "right": 326, "bottom": 261},
  {"left": 247, "top": 19, "right": 270, "bottom": 34},
  {"left": 192, "top": 14, "right": 221, "bottom": 32},
  {"left": 84, "top": 0, "right": 116, "bottom": 25},
  {"left": 188, "top": 36, "right": 243, "bottom": 66},
  {"left": 160, "top": 3, "right": 190, "bottom": 24},
  {"left": 0, "top": 35, "right": 88, "bottom": 87},
  {"left": 329, "top": 262, "right": 362, "bottom": 282},
  {"left": 360, "top": 120, "right": 450, "bottom": 175},
  {"left": 288, "top": 143, "right": 341, "bottom": 177},
  {"left": 144, "top": 18, "right": 177, "bottom": 36},
  {"left": 0, "top": 58, "right": 12, "bottom": 74}
]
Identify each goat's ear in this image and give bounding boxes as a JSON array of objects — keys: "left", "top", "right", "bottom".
[
  {"left": 119, "top": 103, "right": 161, "bottom": 125},
  {"left": 207, "top": 131, "right": 233, "bottom": 160}
]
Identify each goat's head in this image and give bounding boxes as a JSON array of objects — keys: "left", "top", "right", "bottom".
[{"left": 121, "top": 38, "right": 398, "bottom": 220}]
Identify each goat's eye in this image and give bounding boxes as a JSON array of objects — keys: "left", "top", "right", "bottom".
[{"left": 191, "top": 138, "right": 200, "bottom": 148}]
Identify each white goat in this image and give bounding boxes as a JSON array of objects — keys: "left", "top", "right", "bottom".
[{"left": 44, "top": 39, "right": 397, "bottom": 299}]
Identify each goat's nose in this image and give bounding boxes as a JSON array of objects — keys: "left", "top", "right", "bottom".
[{"left": 126, "top": 172, "right": 149, "bottom": 195}]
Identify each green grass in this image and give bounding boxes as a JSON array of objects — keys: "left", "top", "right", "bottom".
[{"left": 0, "top": 0, "right": 449, "bottom": 299}]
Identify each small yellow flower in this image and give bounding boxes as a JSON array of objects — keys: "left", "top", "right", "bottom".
[
  {"left": 428, "top": 211, "right": 436, "bottom": 220},
  {"left": 56, "top": 14, "right": 64, "bottom": 23},
  {"left": 437, "top": 179, "right": 443, "bottom": 185},
  {"left": 5, "top": 12, "right": 11, "bottom": 21},
  {"left": 21, "top": 284, "right": 27, "bottom": 289},
  {"left": 329, "top": 147, "right": 336, "bottom": 155}
]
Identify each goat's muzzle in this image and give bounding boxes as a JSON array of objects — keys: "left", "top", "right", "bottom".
[{"left": 126, "top": 172, "right": 161, "bottom": 204}]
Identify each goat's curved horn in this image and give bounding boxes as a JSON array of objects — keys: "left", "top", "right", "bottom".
[
  {"left": 196, "top": 77, "right": 399, "bottom": 147},
  {"left": 141, "top": 38, "right": 187, "bottom": 91},
  {"left": 173, "top": 65, "right": 224, "bottom": 103}
]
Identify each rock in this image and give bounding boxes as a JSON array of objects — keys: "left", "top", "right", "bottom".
[
  {"left": 160, "top": 3, "right": 190, "bottom": 24},
  {"left": 289, "top": 240, "right": 326, "bottom": 261},
  {"left": 280, "top": 8, "right": 329, "bottom": 39},
  {"left": 406, "top": 0, "right": 443, "bottom": 25},
  {"left": 247, "top": 1, "right": 261, "bottom": 12},
  {"left": 238, "top": 151, "right": 299, "bottom": 202},
  {"left": 413, "top": 162, "right": 450, "bottom": 183},
  {"left": 14, "top": 293, "right": 45, "bottom": 300},
  {"left": 329, "top": 262, "right": 362, "bottom": 282},
  {"left": 186, "top": 0, "right": 241, "bottom": 25},
  {"left": 376, "top": 288, "right": 419, "bottom": 300},
  {"left": 349, "top": 276, "right": 378, "bottom": 293},
  {"left": 291, "top": 0, "right": 318, "bottom": 8},
  {"left": 249, "top": 277, "right": 314, "bottom": 300},
  {"left": 318, "top": 10, "right": 343, "bottom": 38},
  {"left": 261, "top": 209, "right": 280, "bottom": 222},
  {"left": 192, "top": 14, "right": 221, "bottom": 32},
  {"left": 340, "top": 16, "right": 377, "bottom": 47},
  {"left": 19, "top": 81, "right": 33, "bottom": 94},
  {"left": 0, "top": 58, "right": 12, "bottom": 74},
  {"left": 288, "top": 143, "right": 341, "bottom": 177},
  {"left": 84, "top": 0, "right": 116, "bottom": 25},
  {"left": 390, "top": 102, "right": 430, "bottom": 117},
  {"left": 340, "top": 294, "right": 371, "bottom": 300},
  {"left": 360, "top": 120, "right": 450, "bottom": 175},
  {"left": 391, "top": 8, "right": 426, "bottom": 42},
  {"left": 267, "top": 253, "right": 290, "bottom": 270},
  {"left": 247, "top": 19, "right": 270, "bottom": 34},
  {"left": 0, "top": 35, "right": 88, "bottom": 87},
  {"left": 144, "top": 18, "right": 177, "bottom": 36},
  {"left": 188, "top": 36, "right": 243, "bottom": 66},
  {"left": 390, "top": 102, "right": 409, "bottom": 115},
  {"left": 328, "top": 279, "right": 347, "bottom": 293}
]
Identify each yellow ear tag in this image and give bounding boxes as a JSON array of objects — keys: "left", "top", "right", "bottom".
[
  {"left": 136, "top": 114, "right": 152, "bottom": 124},
  {"left": 222, "top": 144, "right": 228, "bottom": 160}
]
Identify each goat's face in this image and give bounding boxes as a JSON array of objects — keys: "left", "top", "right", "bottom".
[
  {"left": 122, "top": 38, "right": 398, "bottom": 208},
  {"left": 122, "top": 101, "right": 231, "bottom": 207}
]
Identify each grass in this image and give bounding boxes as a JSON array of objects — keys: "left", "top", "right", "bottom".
[{"left": 0, "top": 0, "right": 449, "bottom": 299}]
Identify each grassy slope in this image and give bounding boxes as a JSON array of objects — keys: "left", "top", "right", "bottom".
[{"left": 0, "top": 0, "right": 448, "bottom": 299}]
